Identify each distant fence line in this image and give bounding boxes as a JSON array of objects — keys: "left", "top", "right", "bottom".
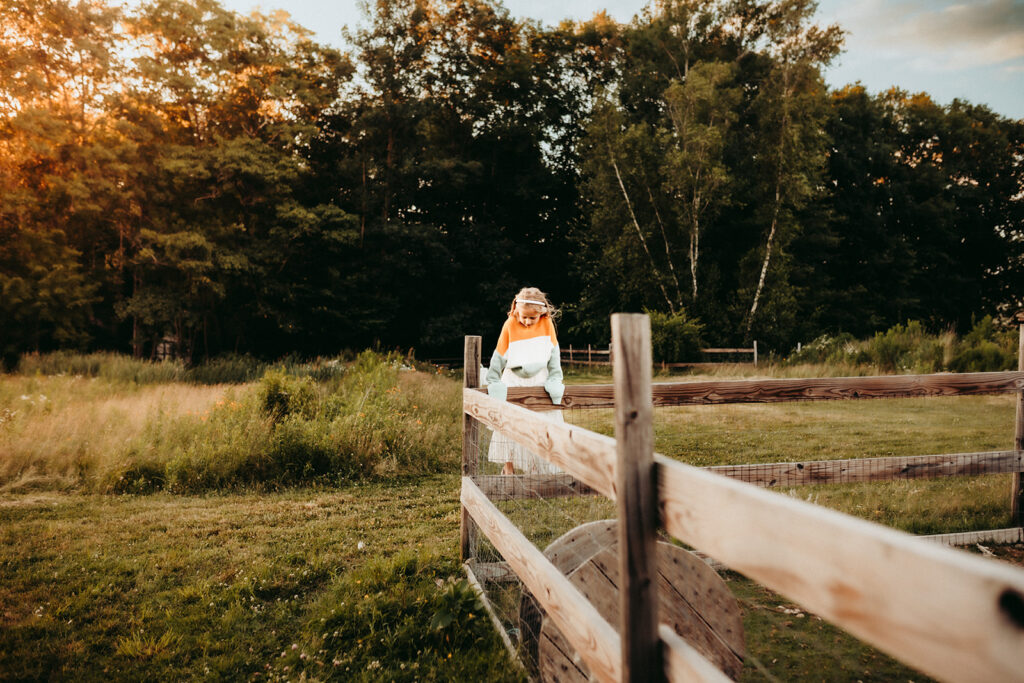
[
  {"left": 561, "top": 343, "right": 758, "bottom": 368},
  {"left": 429, "top": 342, "right": 758, "bottom": 369}
]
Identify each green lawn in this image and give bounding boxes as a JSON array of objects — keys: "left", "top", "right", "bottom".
[{"left": 0, "top": 476, "right": 524, "bottom": 682}]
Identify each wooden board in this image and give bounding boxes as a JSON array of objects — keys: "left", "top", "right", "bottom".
[
  {"left": 612, "top": 313, "right": 660, "bottom": 683},
  {"left": 518, "top": 520, "right": 618, "bottom": 668},
  {"left": 523, "top": 520, "right": 744, "bottom": 682},
  {"left": 461, "top": 336, "right": 481, "bottom": 561},
  {"left": 499, "top": 371, "right": 1024, "bottom": 411},
  {"left": 656, "top": 455, "right": 1024, "bottom": 683},
  {"left": 461, "top": 478, "right": 622, "bottom": 681},
  {"left": 463, "top": 388, "right": 618, "bottom": 499},
  {"left": 1012, "top": 321, "right": 1023, "bottom": 523},
  {"left": 921, "top": 527, "right": 1024, "bottom": 547}
]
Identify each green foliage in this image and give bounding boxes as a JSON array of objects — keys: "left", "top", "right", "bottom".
[
  {"left": 259, "top": 370, "right": 319, "bottom": 420},
  {"left": 1, "top": 0, "right": 1021, "bottom": 360},
  {"left": 785, "top": 318, "right": 1016, "bottom": 373},
  {"left": 949, "top": 316, "right": 1017, "bottom": 372},
  {"left": 646, "top": 309, "right": 705, "bottom": 362},
  {"left": 2, "top": 351, "right": 460, "bottom": 493},
  {"left": 786, "top": 333, "right": 859, "bottom": 365},
  {"left": 184, "top": 354, "right": 267, "bottom": 384},
  {"left": 16, "top": 351, "right": 187, "bottom": 384},
  {"left": 865, "top": 321, "right": 944, "bottom": 373}
]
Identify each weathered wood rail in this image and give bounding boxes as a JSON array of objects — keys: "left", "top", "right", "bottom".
[
  {"left": 561, "top": 343, "right": 758, "bottom": 367},
  {"left": 461, "top": 316, "right": 1024, "bottom": 683},
  {"left": 498, "top": 370, "right": 1024, "bottom": 411}
]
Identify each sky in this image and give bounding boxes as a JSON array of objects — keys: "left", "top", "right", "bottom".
[{"left": 213, "top": 0, "right": 1024, "bottom": 119}]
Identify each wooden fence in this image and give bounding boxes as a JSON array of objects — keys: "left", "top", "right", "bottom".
[
  {"left": 460, "top": 314, "right": 1024, "bottom": 682},
  {"left": 562, "top": 343, "right": 758, "bottom": 368}
]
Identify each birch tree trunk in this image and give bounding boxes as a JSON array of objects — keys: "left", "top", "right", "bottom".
[{"left": 609, "top": 143, "right": 677, "bottom": 314}]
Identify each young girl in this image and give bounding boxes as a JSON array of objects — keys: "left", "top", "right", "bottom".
[{"left": 485, "top": 287, "right": 565, "bottom": 475}]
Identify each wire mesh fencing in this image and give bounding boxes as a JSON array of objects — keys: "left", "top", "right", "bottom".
[
  {"left": 464, "top": 406, "right": 616, "bottom": 676},
  {"left": 462, "top": 389, "right": 1023, "bottom": 681}
]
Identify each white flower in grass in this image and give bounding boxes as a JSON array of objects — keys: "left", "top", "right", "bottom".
[{"left": 357, "top": 541, "right": 365, "bottom": 550}]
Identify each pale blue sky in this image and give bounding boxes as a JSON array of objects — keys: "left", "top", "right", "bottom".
[{"left": 214, "top": 0, "right": 1024, "bottom": 119}]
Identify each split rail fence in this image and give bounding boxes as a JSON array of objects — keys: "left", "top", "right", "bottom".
[
  {"left": 562, "top": 343, "right": 758, "bottom": 368},
  {"left": 460, "top": 314, "right": 1024, "bottom": 682}
]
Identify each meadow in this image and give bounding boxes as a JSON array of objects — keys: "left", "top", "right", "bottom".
[{"left": 1, "top": 351, "right": 1021, "bottom": 681}]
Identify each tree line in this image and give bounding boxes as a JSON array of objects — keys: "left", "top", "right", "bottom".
[{"left": 2, "top": 0, "right": 1021, "bottom": 365}]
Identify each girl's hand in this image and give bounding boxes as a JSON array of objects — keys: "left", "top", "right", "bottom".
[{"left": 487, "top": 380, "right": 507, "bottom": 401}]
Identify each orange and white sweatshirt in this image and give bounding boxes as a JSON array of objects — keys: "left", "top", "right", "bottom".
[{"left": 485, "top": 315, "right": 564, "bottom": 404}]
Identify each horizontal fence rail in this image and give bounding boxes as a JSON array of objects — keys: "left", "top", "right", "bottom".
[
  {"left": 461, "top": 477, "right": 623, "bottom": 681},
  {"left": 496, "top": 370, "right": 1024, "bottom": 411},
  {"left": 707, "top": 450, "right": 1024, "bottom": 487},
  {"left": 463, "top": 322, "right": 1024, "bottom": 682},
  {"left": 462, "top": 383, "right": 1024, "bottom": 682},
  {"left": 463, "top": 388, "right": 617, "bottom": 498},
  {"left": 561, "top": 345, "right": 757, "bottom": 367},
  {"left": 656, "top": 455, "right": 1024, "bottom": 683},
  {"left": 462, "top": 475, "right": 730, "bottom": 683}
]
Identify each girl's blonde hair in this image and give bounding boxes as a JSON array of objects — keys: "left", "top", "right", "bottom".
[{"left": 508, "top": 287, "right": 559, "bottom": 323}]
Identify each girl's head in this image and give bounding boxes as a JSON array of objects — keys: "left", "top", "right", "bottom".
[{"left": 508, "top": 287, "right": 556, "bottom": 328}]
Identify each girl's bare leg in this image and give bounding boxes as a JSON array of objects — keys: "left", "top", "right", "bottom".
[{"left": 502, "top": 461, "right": 514, "bottom": 475}]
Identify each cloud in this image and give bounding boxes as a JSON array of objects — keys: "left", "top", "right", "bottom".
[{"left": 830, "top": 0, "right": 1024, "bottom": 69}]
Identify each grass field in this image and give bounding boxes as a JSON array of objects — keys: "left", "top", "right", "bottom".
[
  {"left": 0, "top": 476, "right": 523, "bottom": 681},
  {"left": 1, "top": 354, "right": 1021, "bottom": 681}
]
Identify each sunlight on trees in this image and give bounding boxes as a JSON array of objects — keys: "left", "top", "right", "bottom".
[{"left": 1, "top": 0, "right": 1021, "bottom": 365}]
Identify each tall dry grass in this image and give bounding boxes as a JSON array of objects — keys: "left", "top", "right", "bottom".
[
  {"left": 0, "top": 376, "right": 252, "bottom": 492},
  {"left": 0, "top": 352, "right": 461, "bottom": 493}
]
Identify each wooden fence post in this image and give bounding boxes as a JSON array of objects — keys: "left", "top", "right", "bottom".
[
  {"left": 1012, "top": 314, "right": 1024, "bottom": 525},
  {"left": 753, "top": 341, "right": 758, "bottom": 367},
  {"left": 462, "top": 336, "right": 482, "bottom": 562},
  {"left": 612, "top": 314, "right": 662, "bottom": 682}
]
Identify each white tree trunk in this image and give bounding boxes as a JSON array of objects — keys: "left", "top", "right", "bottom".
[{"left": 609, "top": 144, "right": 676, "bottom": 314}]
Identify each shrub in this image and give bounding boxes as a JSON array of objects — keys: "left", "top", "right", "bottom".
[
  {"left": 948, "top": 316, "right": 1016, "bottom": 372},
  {"left": 646, "top": 309, "right": 704, "bottom": 363},
  {"left": 259, "top": 370, "right": 319, "bottom": 420},
  {"left": 949, "top": 342, "right": 1014, "bottom": 372},
  {"left": 787, "top": 333, "right": 858, "bottom": 365},
  {"left": 864, "top": 321, "right": 945, "bottom": 373}
]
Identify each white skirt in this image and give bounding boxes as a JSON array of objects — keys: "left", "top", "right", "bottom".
[{"left": 486, "top": 366, "right": 564, "bottom": 474}]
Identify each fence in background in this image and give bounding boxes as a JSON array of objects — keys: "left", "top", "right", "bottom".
[
  {"left": 461, "top": 314, "right": 1024, "bottom": 682},
  {"left": 562, "top": 343, "right": 758, "bottom": 368}
]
